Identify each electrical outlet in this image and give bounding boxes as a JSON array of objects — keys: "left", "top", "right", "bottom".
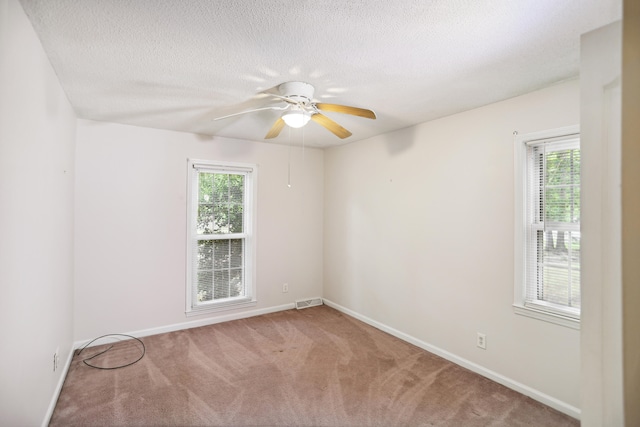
[
  {"left": 282, "top": 283, "right": 289, "bottom": 293},
  {"left": 477, "top": 333, "right": 487, "bottom": 350},
  {"left": 53, "top": 348, "right": 60, "bottom": 372}
]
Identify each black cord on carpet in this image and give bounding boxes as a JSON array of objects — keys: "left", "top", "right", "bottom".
[{"left": 75, "top": 334, "right": 145, "bottom": 370}]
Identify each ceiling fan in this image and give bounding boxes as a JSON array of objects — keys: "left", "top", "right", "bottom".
[{"left": 213, "top": 81, "right": 376, "bottom": 139}]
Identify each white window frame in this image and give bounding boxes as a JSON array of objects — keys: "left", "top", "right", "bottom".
[
  {"left": 514, "top": 125, "right": 580, "bottom": 329},
  {"left": 186, "top": 159, "right": 257, "bottom": 316}
]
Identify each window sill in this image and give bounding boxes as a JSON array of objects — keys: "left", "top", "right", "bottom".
[
  {"left": 186, "top": 298, "right": 257, "bottom": 317},
  {"left": 513, "top": 304, "right": 580, "bottom": 330}
]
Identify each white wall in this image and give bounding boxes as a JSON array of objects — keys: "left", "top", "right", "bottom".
[
  {"left": 323, "top": 80, "right": 581, "bottom": 411},
  {"left": 580, "top": 21, "right": 623, "bottom": 426},
  {"left": 74, "top": 120, "right": 323, "bottom": 340},
  {"left": 0, "top": 0, "right": 77, "bottom": 425}
]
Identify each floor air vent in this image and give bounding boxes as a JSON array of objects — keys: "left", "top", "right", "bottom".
[{"left": 295, "top": 298, "right": 323, "bottom": 310}]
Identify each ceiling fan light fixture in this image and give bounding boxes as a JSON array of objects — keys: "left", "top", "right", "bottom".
[{"left": 282, "top": 110, "right": 311, "bottom": 128}]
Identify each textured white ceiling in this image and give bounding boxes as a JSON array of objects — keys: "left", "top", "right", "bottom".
[{"left": 20, "top": 0, "right": 620, "bottom": 147}]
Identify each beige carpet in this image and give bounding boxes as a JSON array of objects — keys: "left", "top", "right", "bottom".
[{"left": 50, "top": 306, "right": 578, "bottom": 426}]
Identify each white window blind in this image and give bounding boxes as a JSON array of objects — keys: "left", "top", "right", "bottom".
[
  {"left": 525, "top": 138, "right": 580, "bottom": 318},
  {"left": 514, "top": 126, "right": 580, "bottom": 328},
  {"left": 186, "top": 160, "right": 256, "bottom": 314}
]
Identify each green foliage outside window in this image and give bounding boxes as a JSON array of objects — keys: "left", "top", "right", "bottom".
[
  {"left": 543, "top": 148, "right": 580, "bottom": 225},
  {"left": 537, "top": 146, "right": 581, "bottom": 309},
  {"left": 195, "top": 172, "right": 245, "bottom": 302}
]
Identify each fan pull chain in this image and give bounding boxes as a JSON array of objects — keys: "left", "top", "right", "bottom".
[
  {"left": 301, "top": 121, "right": 307, "bottom": 188},
  {"left": 302, "top": 121, "right": 306, "bottom": 164},
  {"left": 287, "top": 125, "right": 292, "bottom": 188}
]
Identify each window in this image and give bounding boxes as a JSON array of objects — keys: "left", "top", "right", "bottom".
[
  {"left": 514, "top": 126, "right": 580, "bottom": 328},
  {"left": 186, "top": 159, "right": 256, "bottom": 315}
]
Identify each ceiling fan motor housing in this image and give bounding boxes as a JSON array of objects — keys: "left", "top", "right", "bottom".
[{"left": 278, "top": 81, "right": 314, "bottom": 105}]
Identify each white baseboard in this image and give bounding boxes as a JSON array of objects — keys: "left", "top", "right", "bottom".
[
  {"left": 322, "top": 298, "right": 580, "bottom": 420},
  {"left": 73, "top": 302, "right": 295, "bottom": 349},
  {"left": 42, "top": 342, "right": 75, "bottom": 427}
]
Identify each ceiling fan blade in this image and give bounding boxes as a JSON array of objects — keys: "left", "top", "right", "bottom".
[
  {"left": 268, "top": 93, "right": 301, "bottom": 104},
  {"left": 310, "top": 113, "right": 352, "bottom": 139},
  {"left": 213, "top": 105, "right": 288, "bottom": 121},
  {"left": 315, "top": 103, "right": 376, "bottom": 119},
  {"left": 265, "top": 118, "right": 286, "bottom": 139}
]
